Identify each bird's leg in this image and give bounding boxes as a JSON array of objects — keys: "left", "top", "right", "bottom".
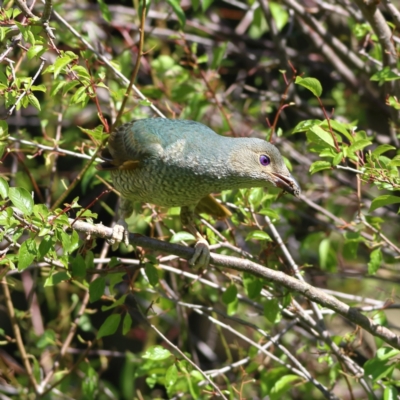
[
  {"left": 109, "top": 197, "right": 134, "bottom": 250},
  {"left": 180, "top": 206, "right": 210, "bottom": 269}
]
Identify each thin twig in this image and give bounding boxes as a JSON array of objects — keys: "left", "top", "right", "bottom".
[
  {"left": 51, "top": 10, "right": 165, "bottom": 118},
  {"left": 1, "top": 277, "right": 39, "bottom": 392},
  {"left": 113, "top": 2, "right": 147, "bottom": 128},
  {"left": 149, "top": 322, "right": 229, "bottom": 399}
]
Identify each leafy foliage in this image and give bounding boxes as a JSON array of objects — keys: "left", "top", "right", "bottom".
[{"left": 1, "top": 0, "right": 400, "bottom": 399}]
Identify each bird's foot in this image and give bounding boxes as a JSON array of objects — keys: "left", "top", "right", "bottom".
[
  {"left": 189, "top": 237, "right": 210, "bottom": 269},
  {"left": 109, "top": 220, "right": 130, "bottom": 250}
]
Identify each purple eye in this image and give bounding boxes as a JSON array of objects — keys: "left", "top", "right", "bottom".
[{"left": 259, "top": 154, "right": 270, "bottom": 166}]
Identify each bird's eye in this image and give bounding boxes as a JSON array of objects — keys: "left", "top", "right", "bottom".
[{"left": 259, "top": 154, "right": 271, "bottom": 166}]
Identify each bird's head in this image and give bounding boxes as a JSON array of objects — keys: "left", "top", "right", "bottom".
[{"left": 228, "top": 139, "right": 301, "bottom": 197}]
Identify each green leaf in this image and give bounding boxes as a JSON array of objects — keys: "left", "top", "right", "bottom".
[
  {"left": 82, "top": 365, "right": 97, "bottom": 398},
  {"left": 291, "top": 119, "right": 321, "bottom": 133},
  {"left": 70, "top": 86, "right": 89, "bottom": 106},
  {"left": 166, "top": 0, "right": 186, "bottom": 27},
  {"left": 36, "top": 329, "right": 56, "bottom": 348},
  {"left": 227, "top": 297, "right": 239, "bottom": 315},
  {"left": 318, "top": 238, "right": 337, "bottom": 271},
  {"left": 27, "top": 93, "right": 41, "bottom": 111},
  {"left": 138, "top": 99, "right": 152, "bottom": 106},
  {"left": 142, "top": 345, "right": 172, "bottom": 361},
  {"left": 319, "top": 238, "right": 330, "bottom": 269},
  {"left": 145, "top": 263, "right": 159, "bottom": 287},
  {"left": 122, "top": 313, "right": 132, "bottom": 335},
  {"left": 372, "top": 310, "right": 387, "bottom": 327},
  {"left": 71, "top": 65, "right": 91, "bottom": 82},
  {"left": 368, "top": 248, "right": 382, "bottom": 275},
  {"left": 62, "top": 80, "right": 80, "bottom": 95},
  {"left": 384, "top": 386, "right": 398, "bottom": 400},
  {"left": 332, "top": 151, "right": 343, "bottom": 166},
  {"left": 388, "top": 155, "right": 400, "bottom": 167},
  {"left": 343, "top": 232, "right": 362, "bottom": 259},
  {"left": 0, "top": 120, "right": 8, "bottom": 138},
  {"left": 371, "top": 67, "right": 400, "bottom": 85},
  {"left": 387, "top": 96, "right": 400, "bottom": 110},
  {"left": 85, "top": 251, "right": 95, "bottom": 269},
  {"left": 78, "top": 125, "right": 107, "bottom": 143},
  {"left": 270, "top": 374, "right": 301, "bottom": 400},
  {"left": 54, "top": 53, "right": 77, "bottom": 78},
  {"left": 308, "top": 125, "right": 336, "bottom": 148},
  {"left": 258, "top": 208, "right": 281, "bottom": 220},
  {"left": 211, "top": 42, "right": 228, "bottom": 70},
  {"left": 347, "top": 139, "right": 372, "bottom": 153},
  {"left": 31, "top": 84, "right": 46, "bottom": 92},
  {"left": 38, "top": 236, "right": 52, "bottom": 259},
  {"left": 372, "top": 144, "right": 396, "bottom": 157},
  {"left": 323, "top": 119, "right": 354, "bottom": 143},
  {"left": 101, "top": 294, "right": 127, "bottom": 311},
  {"left": 170, "top": 231, "right": 196, "bottom": 243},
  {"left": 364, "top": 347, "right": 400, "bottom": 380},
  {"left": 201, "top": 0, "right": 214, "bottom": 12},
  {"left": 44, "top": 271, "right": 70, "bottom": 286},
  {"left": 0, "top": 177, "right": 9, "bottom": 199},
  {"left": 97, "top": 314, "right": 121, "bottom": 339},
  {"left": 295, "top": 76, "right": 323, "bottom": 97},
  {"left": 97, "top": 0, "right": 111, "bottom": 22},
  {"left": 71, "top": 255, "right": 86, "bottom": 278},
  {"left": 190, "top": 370, "right": 203, "bottom": 382},
  {"left": 369, "top": 195, "right": 400, "bottom": 212},
  {"left": 165, "top": 364, "right": 178, "bottom": 388},
  {"left": 248, "top": 187, "right": 264, "bottom": 209},
  {"left": 9, "top": 187, "right": 34, "bottom": 215},
  {"left": 245, "top": 230, "right": 271, "bottom": 241},
  {"left": 89, "top": 277, "right": 106, "bottom": 302},
  {"left": 187, "top": 370, "right": 201, "bottom": 398},
  {"left": 191, "top": 0, "right": 200, "bottom": 11},
  {"left": 50, "top": 80, "right": 66, "bottom": 97},
  {"left": 18, "top": 239, "right": 37, "bottom": 271},
  {"left": 249, "top": 7, "right": 268, "bottom": 39},
  {"left": 243, "top": 273, "right": 263, "bottom": 299},
  {"left": 27, "top": 45, "right": 45, "bottom": 60},
  {"left": 222, "top": 284, "right": 237, "bottom": 304},
  {"left": 309, "top": 160, "right": 331, "bottom": 174},
  {"left": 264, "top": 299, "right": 280, "bottom": 323},
  {"left": 270, "top": 2, "right": 289, "bottom": 31}
]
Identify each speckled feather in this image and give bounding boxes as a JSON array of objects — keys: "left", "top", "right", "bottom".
[{"left": 98, "top": 118, "right": 299, "bottom": 213}]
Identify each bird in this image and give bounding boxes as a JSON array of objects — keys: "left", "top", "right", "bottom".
[{"left": 96, "top": 118, "right": 301, "bottom": 268}]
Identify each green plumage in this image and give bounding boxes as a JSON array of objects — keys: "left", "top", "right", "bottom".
[
  {"left": 97, "top": 118, "right": 300, "bottom": 267},
  {"left": 98, "top": 118, "right": 300, "bottom": 216}
]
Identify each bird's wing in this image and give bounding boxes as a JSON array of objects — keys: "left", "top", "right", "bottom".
[
  {"left": 96, "top": 121, "right": 163, "bottom": 171},
  {"left": 195, "top": 195, "right": 232, "bottom": 218}
]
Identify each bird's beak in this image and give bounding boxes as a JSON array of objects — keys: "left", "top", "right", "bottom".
[{"left": 272, "top": 173, "right": 301, "bottom": 198}]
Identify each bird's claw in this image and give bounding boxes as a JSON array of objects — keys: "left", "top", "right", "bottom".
[
  {"left": 109, "top": 221, "right": 130, "bottom": 250},
  {"left": 189, "top": 238, "right": 210, "bottom": 269}
]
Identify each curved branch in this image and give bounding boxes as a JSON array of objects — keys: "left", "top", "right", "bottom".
[
  {"left": 353, "top": 0, "right": 397, "bottom": 68},
  {"left": 71, "top": 218, "right": 400, "bottom": 350}
]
